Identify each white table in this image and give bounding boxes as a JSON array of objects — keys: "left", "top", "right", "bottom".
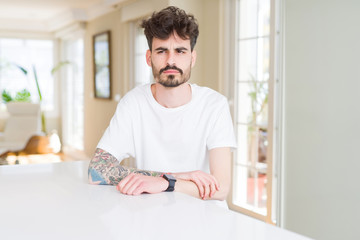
[{"left": 0, "top": 161, "right": 311, "bottom": 240}]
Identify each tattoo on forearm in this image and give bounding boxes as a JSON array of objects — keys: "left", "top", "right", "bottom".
[{"left": 88, "top": 148, "right": 162, "bottom": 185}]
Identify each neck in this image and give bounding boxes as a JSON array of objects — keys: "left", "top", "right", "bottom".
[{"left": 151, "top": 82, "right": 192, "bottom": 108}]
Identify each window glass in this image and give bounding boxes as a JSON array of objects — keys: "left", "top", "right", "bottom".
[
  {"left": 239, "top": 0, "right": 270, "bottom": 39},
  {"left": 62, "top": 38, "right": 84, "bottom": 150},
  {"left": 133, "top": 23, "right": 152, "bottom": 87},
  {"left": 0, "top": 38, "right": 54, "bottom": 111},
  {"left": 233, "top": 0, "right": 271, "bottom": 218},
  {"left": 237, "top": 82, "right": 268, "bottom": 125},
  {"left": 238, "top": 38, "right": 270, "bottom": 81}
]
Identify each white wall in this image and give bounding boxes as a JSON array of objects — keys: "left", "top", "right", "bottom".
[
  {"left": 83, "top": 10, "right": 124, "bottom": 157},
  {"left": 282, "top": 0, "right": 360, "bottom": 239}
]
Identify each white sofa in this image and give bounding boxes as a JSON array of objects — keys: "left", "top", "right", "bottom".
[{"left": 0, "top": 102, "right": 42, "bottom": 155}]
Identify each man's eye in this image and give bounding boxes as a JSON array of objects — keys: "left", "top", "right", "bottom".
[{"left": 177, "top": 50, "right": 185, "bottom": 54}]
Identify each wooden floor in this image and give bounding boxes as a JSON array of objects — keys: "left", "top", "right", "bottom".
[{"left": 0, "top": 152, "right": 85, "bottom": 165}]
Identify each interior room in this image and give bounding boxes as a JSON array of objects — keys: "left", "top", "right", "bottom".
[{"left": 0, "top": 0, "right": 359, "bottom": 239}]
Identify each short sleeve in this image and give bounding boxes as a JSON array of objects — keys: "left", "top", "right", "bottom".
[
  {"left": 206, "top": 99, "right": 237, "bottom": 150},
  {"left": 97, "top": 97, "right": 135, "bottom": 162}
]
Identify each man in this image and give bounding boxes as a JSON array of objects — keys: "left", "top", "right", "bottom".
[{"left": 88, "top": 6, "right": 236, "bottom": 204}]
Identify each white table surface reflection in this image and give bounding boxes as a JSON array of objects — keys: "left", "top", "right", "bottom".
[{"left": 0, "top": 161, "right": 311, "bottom": 240}]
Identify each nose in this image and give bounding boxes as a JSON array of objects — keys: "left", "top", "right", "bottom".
[{"left": 166, "top": 51, "right": 175, "bottom": 66}]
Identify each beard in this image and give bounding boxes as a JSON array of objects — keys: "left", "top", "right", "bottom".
[{"left": 152, "top": 63, "right": 192, "bottom": 88}]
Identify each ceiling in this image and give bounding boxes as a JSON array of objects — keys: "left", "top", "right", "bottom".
[{"left": 0, "top": 0, "right": 128, "bottom": 32}]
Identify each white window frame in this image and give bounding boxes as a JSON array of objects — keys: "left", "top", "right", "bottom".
[
  {"left": 129, "top": 20, "right": 153, "bottom": 90},
  {"left": 226, "top": 0, "right": 283, "bottom": 225},
  {"left": 61, "top": 38, "right": 84, "bottom": 151},
  {"left": 57, "top": 23, "right": 86, "bottom": 158}
]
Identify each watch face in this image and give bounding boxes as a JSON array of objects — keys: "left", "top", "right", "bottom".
[{"left": 164, "top": 174, "right": 176, "bottom": 181}]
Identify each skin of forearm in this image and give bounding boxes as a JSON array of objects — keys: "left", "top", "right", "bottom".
[
  {"left": 175, "top": 179, "right": 230, "bottom": 201},
  {"left": 88, "top": 148, "right": 163, "bottom": 185},
  {"left": 89, "top": 148, "right": 230, "bottom": 201}
]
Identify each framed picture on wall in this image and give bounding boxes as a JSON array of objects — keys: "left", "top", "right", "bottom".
[{"left": 93, "top": 31, "right": 111, "bottom": 99}]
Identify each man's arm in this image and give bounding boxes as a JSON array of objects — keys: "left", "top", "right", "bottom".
[
  {"left": 119, "top": 147, "right": 232, "bottom": 200},
  {"left": 173, "top": 147, "right": 232, "bottom": 201},
  {"left": 88, "top": 148, "right": 163, "bottom": 185},
  {"left": 89, "top": 148, "right": 228, "bottom": 200}
]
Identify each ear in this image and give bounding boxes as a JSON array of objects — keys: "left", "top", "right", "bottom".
[
  {"left": 146, "top": 50, "right": 152, "bottom": 67},
  {"left": 191, "top": 50, "right": 197, "bottom": 68}
]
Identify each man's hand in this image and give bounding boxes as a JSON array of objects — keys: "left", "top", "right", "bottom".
[
  {"left": 171, "top": 147, "right": 231, "bottom": 201},
  {"left": 117, "top": 173, "right": 168, "bottom": 195},
  {"left": 173, "top": 171, "right": 219, "bottom": 199},
  {"left": 90, "top": 147, "right": 231, "bottom": 201}
]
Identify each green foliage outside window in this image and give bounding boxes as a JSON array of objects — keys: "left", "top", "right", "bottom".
[
  {"left": 1, "top": 89, "right": 32, "bottom": 103},
  {"left": 0, "top": 60, "right": 70, "bottom": 133}
]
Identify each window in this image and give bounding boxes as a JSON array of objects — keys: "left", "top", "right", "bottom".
[
  {"left": 130, "top": 21, "right": 153, "bottom": 89},
  {"left": 0, "top": 38, "right": 54, "bottom": 112},
  {"left": 231, "top": 0, "right": 279, "bottom": 223},
  {"left": 61, "top": 38, "right": 84, "bottom": 151}
]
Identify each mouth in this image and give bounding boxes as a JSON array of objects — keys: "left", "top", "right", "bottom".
[
  {"left": 160, "top": 66, "right": 183, "bottom": 75},
  {"left": 163, "top": 70, "right": 179, "bottom": 74}
]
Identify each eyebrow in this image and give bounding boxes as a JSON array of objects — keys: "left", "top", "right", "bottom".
[
  {"left": 175, "top": 47, "right": 188, "bottom": 52},
  {"left": 154, "top": 47, "right": 189, "bottom": 51},
  {"left": 154, "top": 47, "right": 167, "bottom": 51}
]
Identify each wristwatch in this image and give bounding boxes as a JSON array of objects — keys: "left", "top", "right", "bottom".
[{"left": 162, "top": 174, "right": 177, "bottom": 192}]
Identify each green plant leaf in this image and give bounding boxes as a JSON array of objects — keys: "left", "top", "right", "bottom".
[
  {"left": 14, "top": 89, "right": 31, "bottom": 102},
  {"left": 51, "top": 61, "right": 70, "bottom": 75},
  {"left": 32, "top": 65, "right": 42, "bottom": 102},
  {"left": 1, "top": 90, "right": 13, "bottom": 103},
  {"left": 13, "top": 64, "right": 28, "bottom": 75}
]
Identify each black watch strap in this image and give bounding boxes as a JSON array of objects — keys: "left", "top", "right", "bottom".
[{"left": 162, "top": 174, "right": 177, "bottom": 192}]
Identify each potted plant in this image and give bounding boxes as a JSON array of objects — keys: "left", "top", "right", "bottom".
[
  {"left": 1, "top": 61, "right": 70, "bottom": 155},
  {"left": 12, "top": 62, "right": 70, "bottom": 133}
]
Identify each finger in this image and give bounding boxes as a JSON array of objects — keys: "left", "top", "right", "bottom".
[
  {"left": 201, "top": 176, "right": 217, "bottom": 199},
  {"left": 118, "top": 173, "right": 136, "bottom": 193},
  {"left": 122, "top": 175, "right": 142, "bottom": 194},
  {"left": 205, "top": 174, "right": 219, "bottom": 190},
  {"left": 193, "top": 179, "right": 204, "bottom": 198},
  {"left": 209, "top": 182, "right": 216, "bottom": 198},
  {"left": 197, "top": 177, "right": 209, "bottom": 200},
  {"left": 202, "top": 174, "right": 219, "bottom": 192},
  {"left": 125, "top": 176, "right": 143, "bottom": 195},
  {"left": 212, "top": 176, "right": 220, "bottom": 191},
  {"left": 132, "top": 186, "right": 144, "bottom": 195},
  {"left": 118, "top": 173, "right": 134, "bottom": 190},
  {"left": 203, "top": 182, "right": 210, "bottom": 200}
]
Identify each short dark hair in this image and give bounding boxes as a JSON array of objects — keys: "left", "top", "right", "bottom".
[{"left": 141, "top": 6, "right": 199, "bottom": 51}]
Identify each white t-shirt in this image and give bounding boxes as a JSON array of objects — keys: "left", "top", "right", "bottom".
[{"left": 98, "top": 83, "right": 237, "bottom": 173}]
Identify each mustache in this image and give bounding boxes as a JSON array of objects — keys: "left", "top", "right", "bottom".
[{"left": 159, "top": 65, "right": 183, "bottom": 75}]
